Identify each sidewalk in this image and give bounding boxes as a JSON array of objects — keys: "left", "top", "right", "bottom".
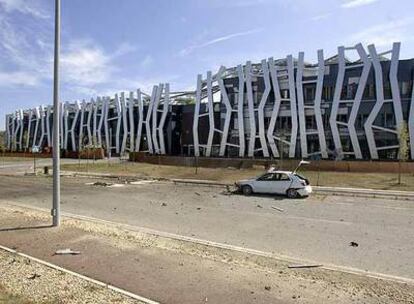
[{"left": 0, "top": 202, "right": 413, "bottom": 304}]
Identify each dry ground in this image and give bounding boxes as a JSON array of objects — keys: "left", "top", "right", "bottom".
[{"left": 61, "top": 161, "right": 414, "bottom": 191}]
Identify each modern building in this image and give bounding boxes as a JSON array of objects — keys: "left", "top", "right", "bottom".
[{"left": 4, "top": 42, "right": 414, "bottom": 160}]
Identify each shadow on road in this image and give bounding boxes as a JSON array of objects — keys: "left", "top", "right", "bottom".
[
  {"left": 0, "top": 224, "right": 52, "bottom": 232},
  {"left": 221, "top": 189, "right": 299, "bottom": 201}
]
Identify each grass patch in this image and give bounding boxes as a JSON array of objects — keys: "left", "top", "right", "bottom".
[{"left": 61, "top": 161, "right": 414, "bottom": 191}]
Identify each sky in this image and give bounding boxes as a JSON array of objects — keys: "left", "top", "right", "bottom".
[{"left": 1, "top": 0, "right": 414, "bottom": 130}]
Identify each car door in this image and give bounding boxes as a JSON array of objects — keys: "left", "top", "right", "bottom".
[
  {"left": 252, "top": 173, "right": 277, "bottom": 193},
  {"left": 273, "top": 173, "right": 292, "bottom": 194}
]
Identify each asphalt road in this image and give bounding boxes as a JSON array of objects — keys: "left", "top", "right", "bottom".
[{"left": 0, "top": 175, "right": 413, "bottom": 280}]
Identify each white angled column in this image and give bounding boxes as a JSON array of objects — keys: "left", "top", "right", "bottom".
[
  {"left": 287, "top": 55, "right": 298, "bottom": 158},
  {"left": 348, "top": 43, "right": 371, "bottom": 160},
  {"left": 158, "top": 83, "right": 170, "bottom": 155},
  {"left": 205, "top": 71, "right": 215, "bottom": 157},
  {"left": 145, "top": 86, "right": 157, "bottom": 154},
  {"left": 71, "top": 102, "right": 80, "bottom": 151},
  {"left": 296, "top": 52, "right": 307, "bottom": 158},
  {"left": 128, "top": 91, "right": 135, "bottom": 152},
  {"left": 315, "top": 50, "right": 328, "bottom": 159},
  {"left": 330, "top": 46, "right": 345, "bottom": 156},
  {"left": 78, "top": 100, "right": 86, "bottom": 150},
  {"left": 114, "top": 94, "right": 122, "bottom": 154},
  {"left": 193, "top": 75, "right": 202, "bottom": 157},
  {"left": 120, "top": 92, "right": 129, "bottom": 154},
  {"left": 237, "top": 65, "right": 245, "bottom": 157},
  {"left": 135, "top": 89, "right": 144, "bottom": 152},
  {"left": 152, "top": 84, "right": 164, "bottom": 154},
  {"left": 257, "top": 59, "right": 270, "bottom": 157},
  {"left": 218, "top": 66, "right": 232, "bottom": 157},
  {"left": 246, "top": 61, "right": 256, "bottom": 157},
  {"left": 365, "top": 43, "right": 402, "bottom": 159},
  {"left": 103, "top": 97, "right": 111, "bottom": 157},
  {"left": 267, "top": 57, "right": 282, "bottom": 158}
]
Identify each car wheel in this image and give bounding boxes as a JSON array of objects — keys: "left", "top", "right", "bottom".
[
  {"left": 242, "top": 185, "right": 253, "bottom": 196},
  {"left": 286, "top": 188, "right": 299, "bottom": 199}
]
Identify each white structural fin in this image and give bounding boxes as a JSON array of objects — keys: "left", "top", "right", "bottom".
[
  {"left": 246, "top": 61, "right": 256, "bottom": 157},
  {"left": 145, "top": 86, "right": 157, "bottom": 154},
  {"left": 287, "top": 55, "right": 298, "bottom": 158},
  {"left": 257, "top": 59, "right": 271, "bottom": 157},
  {"left": 205, "top": 71, "right": 215, "bottom": 157},
  {"left": 347, "top": 43, "right": 371, "bottom": 159},
  {"left": 193, "top": 75, "right": 202, "bottom": 157},
  {"left": 92, "top": 98, "right": 97, "bottom": 145},
  {"left": 237, "top": 65, "right": 245, "bottom": 157},
  {"left": 96, "top": 97, "right": 105, "bottom": 148},
  {"left": 26, "top": 109, "right": 33, "bottom": 149},
  {"left": 37, "top": 105, "right": 46, "bottom": 148},
  {"left": 135, "top": 89, "right": 144, "bottom": 152},
  {"left": 152, "top": 83, "right": 164, "bottom": 154},
  {"left": 71, "top": 102, "right": 81, "bottom": 151},
  {"left": 331, "top": 44, "right": 370, "bottom": 159},
  {"left": 158, "top": 83, "right": 170, "bottom": 155},
  {"left": 103, "top": 96, "right": 111, "bottom": 157},
  {"left": 296, "top": 50, "right": 328, "bottom": 159},
  {"left": 216, "top": 65, "right": 245, "bottom": 157},
  {"left": 314, "top": 50, "right": 328, "bottom": 159},
  {"left": 128, "top": 91, "right": 135, "bottom": 153},
  {"left": 330, "top": 46, "right": 346, "bottom": 158},
  {"left": 218, "top": 66, "right": 232, "bottom": 157},
  {"left": 365, "top": 43, "right": 402, "bottom": 159},
  {"left": 78, "top": 100, "right": 87, "bottom": 150},
  {"left": 267, "top": 57, "right": 282, "bottom": 158},
  {"left": 114, "top": 93, "right": 122, "bottom": 154},
  {"left": 120, "top": 92, "right": 129, "bottom": 155}
]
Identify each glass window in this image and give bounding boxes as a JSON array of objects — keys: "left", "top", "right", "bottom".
[{"left": 279, "top": 173, "right": 290, "bottom": 181}]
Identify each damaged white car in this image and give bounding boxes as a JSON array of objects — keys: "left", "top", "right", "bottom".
[{"left": 235, "top": 161, "right": 312, "bottom": 198}]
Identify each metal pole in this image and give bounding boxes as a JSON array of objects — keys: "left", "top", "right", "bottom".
[{"left": 52, "top": 0, "right": 61, "bottom": 227}]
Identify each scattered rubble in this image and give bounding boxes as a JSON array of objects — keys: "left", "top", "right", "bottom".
[
  {"left": 54, "top": 248, "right": 81, "bottom": 255},
  {"left": 271, "top": 206, "right": 284, "bottom": 212},
  {"left": 27, "top": 273, "right": 41, "bottom": 280}
]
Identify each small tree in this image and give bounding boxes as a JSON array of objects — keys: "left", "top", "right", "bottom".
[{"left": 397, "top": 122, "right": 409, "bottom": 185}]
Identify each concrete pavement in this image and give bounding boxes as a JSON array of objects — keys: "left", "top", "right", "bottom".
[{"left": 0, "top": 175, "right": 412, "bottom": 281}]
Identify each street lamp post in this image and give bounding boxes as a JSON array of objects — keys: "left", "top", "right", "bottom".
[{"left": 52, "top": 0, "right": 61, "bottom": 227}]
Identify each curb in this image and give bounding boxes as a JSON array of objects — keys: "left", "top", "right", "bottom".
[
  {"left": 63, "top": 171, "right": 414, "bottom": 201},
  {"left": 0, "top": 244, "right": 159, "bottom": 304}
]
